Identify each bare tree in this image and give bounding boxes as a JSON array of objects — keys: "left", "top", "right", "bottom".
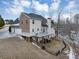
[
  {"left": 74, "top": 14, "right": 79, "bottom": 24},
  {"left": 74, "top": 14, "right": 79, "bottom": 32},
  {"left": 66, "top": 18, "right": 72, "bottom": 37},
  {"left": 55, "top": 9, "right": 63, "bottom": 37}
]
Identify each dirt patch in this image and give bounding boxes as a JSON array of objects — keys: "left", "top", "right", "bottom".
[{"left": 44, "top": 37, "right": 65, "bottom": 55}]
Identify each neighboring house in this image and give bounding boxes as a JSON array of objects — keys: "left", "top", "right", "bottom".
[
  {"left": 14, "top": 18, "right": 20, "bottom": 24},
  {"left": 5, "top": 20, "right": 9, "bottom": 24},
  {"left": 19, "top": 12, "right": 55, "bottom": 38},
  {"left": 5, "top": 20, "right": 14, "bottom": 24}
]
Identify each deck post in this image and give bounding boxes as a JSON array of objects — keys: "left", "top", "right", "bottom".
[
  {"left": 36, "top": 37, "right": 38, "bottom": 44},
  {"left": 30, "top": 37, "right": 32, "bottom": 42}
]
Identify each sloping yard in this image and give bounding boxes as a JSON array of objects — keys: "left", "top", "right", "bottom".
[{"left": 0, "top": 37, "right": 58, "bottom": 59}]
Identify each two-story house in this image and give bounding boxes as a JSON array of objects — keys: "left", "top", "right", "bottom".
[{"left": 19, "top": 12, "right": 55, "bottom": 38}]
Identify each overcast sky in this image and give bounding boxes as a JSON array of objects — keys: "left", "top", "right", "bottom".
[{"left": 0, "top": 0, "right": 79, "bottom": 20}]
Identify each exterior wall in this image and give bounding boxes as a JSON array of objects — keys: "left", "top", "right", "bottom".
[
  {"left": 47, "top": 18, "right": 55, "bottom": 37},
  {"left": 51, "top": 27, "right": 55, "bottom": 37},
  {"left": 30, "top": 19, "right": 41, "bottom": 35},
  {"left": 11, "top": 27, "right": 21, "bottom": 34},
  {"left": 20, "top": 13, "right": 30, "bottom": 33}
]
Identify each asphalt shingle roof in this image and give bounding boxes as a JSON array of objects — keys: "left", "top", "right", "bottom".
[{"left": 24, "top": 13, "right": 48, "bottom": 27}]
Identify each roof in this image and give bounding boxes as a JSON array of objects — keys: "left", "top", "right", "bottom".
[
  {"left": 24, "top": 13, "right": 48, "bottom": 27},
  {"left": 11, "top": 24, "right": 20, "bottom": 28}
]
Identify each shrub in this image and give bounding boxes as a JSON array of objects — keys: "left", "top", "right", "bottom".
[{"left": 0, "top": 15, "right": 5, "bottom": 27}]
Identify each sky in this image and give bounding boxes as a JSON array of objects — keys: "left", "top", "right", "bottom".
[{"left": 0, "top": 0, "right": 79, "bottom": 20}]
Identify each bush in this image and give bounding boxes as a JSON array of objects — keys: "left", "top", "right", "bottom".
[{"left": 0, "top": 15, "right": 5, "bottom": 27}]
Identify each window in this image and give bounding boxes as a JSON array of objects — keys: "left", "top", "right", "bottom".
[
  {"left": 37, "top": 28, "right": 39, "bottom": 31},
  {"left": 26, "top": 20, "right": 28, "bottom": 23},
  {"left": 43, "top": 28, "right": 45, "bottom": 33},
  {"left": 46, "top": 28, "right": 47, "bottom": 31},
  {"left": 32, "top": 29, "right": 34, "bottom": 32},
  {"left": 32, "top": 20, "right": 34, "bottom": 24},
  {"left": 41, "top": 28, "right": 42, "bottom": 31}
]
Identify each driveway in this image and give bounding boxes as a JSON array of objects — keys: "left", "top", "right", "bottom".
[{"left": 0, "top": 27, "right": 16, "bottom": 39}]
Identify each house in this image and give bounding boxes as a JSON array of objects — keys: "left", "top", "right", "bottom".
[
  {"left": 19, "top": 12, "right": 55, "bottom": 41},
  {"left": 5, "top": 20, "right": 10, "bottom": 24},
  {"left": 10, "top": 24, "right": 21, "bottom": 34},
  {"left": 14, "top": 18, "right": 19, "bottom": 24}
]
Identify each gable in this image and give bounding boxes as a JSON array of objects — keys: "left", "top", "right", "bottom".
[{"left": 24, "top": 13, "right": 48, "bottom": 27}]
